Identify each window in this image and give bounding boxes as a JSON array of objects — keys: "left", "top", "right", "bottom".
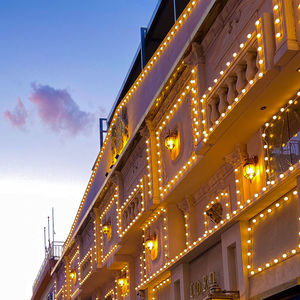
[
  {"left": 47, "top": 290, "right": 54, "bottom": 300},
  {"left": 263, "top": 97, "right": 300, "bottom": 179}
]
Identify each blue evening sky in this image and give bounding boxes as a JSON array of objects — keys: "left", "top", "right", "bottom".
[{"left": 0, "top": 1, "right": 157, "bottom": 298}]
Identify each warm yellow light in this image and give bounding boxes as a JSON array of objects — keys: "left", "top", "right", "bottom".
[
  {"left": 117, "top": 278, "right": 127, "bottom": 287},
  {"left": 102, "top": 224, "right": 110, "bottom": 235},
  {"left": 165, "top": 136, "right": 176, "bottom": 150},
  {"left": 165, "top": 130, "right": 178, "bottom": 151},
  {"left": 145, "top": 239, "right": 154, "bottom": 251},
  {"left": 243, "top": 162, "right": 256, "bottom": 181},
  {"left": 70, "top": 271, "right": 77, "bottom": 284}
]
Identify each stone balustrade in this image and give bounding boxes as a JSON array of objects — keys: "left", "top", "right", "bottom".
[
  {"left": 205, "top": 47, "right": 259, "bottom": 129},
  {"left": 121, "top": 191, "right": 143, "bottom": 230}
]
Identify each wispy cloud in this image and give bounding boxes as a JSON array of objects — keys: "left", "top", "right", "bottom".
[
  {"left": 30, "top": 83, "right": 94, "bottom": 136},
  {"left": 3, "top": 98, "right": 28, "bottom": 129}
]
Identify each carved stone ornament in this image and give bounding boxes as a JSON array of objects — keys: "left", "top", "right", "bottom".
[
  {"left": 224, "top": 144, "right": 248, "bottom": 168},
  {"left": 111, "top": 107, "right": 129, "bottom": 162},
  {"left": 206, "top": 203, "right": 223, "bottom": 224},
  {"left": 183, "top": 42, "right": 204, "bottom": 66},
  {"left": 177, "top": 196, "right": 193, "bottom": 215}
]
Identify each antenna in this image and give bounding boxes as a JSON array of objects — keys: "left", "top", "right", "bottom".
[
  {"left": 44, "top": 227, "right": 47, "bottom": 256},
  {"left": 47, "top": 216, "right": 50, "bottom": 248},
  {"left": 52, "top": 207, "right": 55, "bottom": 244}
]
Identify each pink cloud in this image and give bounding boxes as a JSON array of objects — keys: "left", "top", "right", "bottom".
[
  {"left": 3, "top": 98, "right": 28, "bottom": 129},
  {"left": 30, "top": 83, "right": 94, "bottom": 135}
]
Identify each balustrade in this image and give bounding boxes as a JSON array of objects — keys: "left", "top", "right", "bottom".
[
  {"left": 121, "top": 193, "right": 143, "bottom": 229},
  {"left": 205, "top": 48, "right": 258, "bottom": 129}
]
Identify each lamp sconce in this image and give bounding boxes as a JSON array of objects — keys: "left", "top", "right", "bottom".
[
  {"left": 165, "top": 128, "right": 180, "bottom": 160},
  {"left": 145, "top": 234, "right": 158, "bottom": 260},
  {"left": 165, "top": 129, "right": 178, "bottom": 150},
  {"left": 102, "top": 223, "right": 112, "bottom": 240},
  {"left": 117, "top": 277, "right": 128, "bottom": 296},
  {"left": 243, "top": 156, "right": 258, "bottom": 182},
  {"left": 70, "top": 270, "right": 77, "bottom": 284}
]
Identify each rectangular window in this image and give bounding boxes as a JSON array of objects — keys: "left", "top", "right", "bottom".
[{"left": 263, "top": 95, "right": 300, "bottom": 179}]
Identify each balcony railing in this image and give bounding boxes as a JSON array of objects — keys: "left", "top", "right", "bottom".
[{"left": 32, "top": 241, "right": 64, "bottom": 292}]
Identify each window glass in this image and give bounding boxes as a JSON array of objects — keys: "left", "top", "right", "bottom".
[{"left": 263, "top": 98, "right": 300, "bottom": 179}]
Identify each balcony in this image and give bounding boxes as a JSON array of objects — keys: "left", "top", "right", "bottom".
[{"left": 32, "top": 241, "right": 64, "bottom": 299}]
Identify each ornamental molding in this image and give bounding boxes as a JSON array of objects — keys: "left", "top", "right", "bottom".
[
  {"left": 111, "top": 106, "right": 129, "bottom": 162},
  {"left": 140, "top": 124, "right": 150, "bottom": 139},
  {"left": 194, "top": 162, "right": 233, "bottom": 205},
  {"left": 183, "top": 42, "right": 205, "bottom": 66},
  {"left": 224, "top": 144, "right": 248, "bottom": 167},
  {"left": 202, "top": 0, "right": 258, "bottom": 67},
  {"left": 151, "top": 67, "right": 191, "bottom": 126},
  {"left": 110, "top": 170, "right": 123, "bottom": 186},
  {"left": 177, "top": 195, "right": 194, "bottom": 215},
  {"left": 81, "top": 221, "right": 94, "bottom": 255},
  {"left": 121, "top": 140, "right": 146, "bottom": 197},
  {"left": 98, "top": 187, "right": 115, "bottom": 216}
]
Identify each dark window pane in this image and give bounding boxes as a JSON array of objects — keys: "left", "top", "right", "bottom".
[{"left": 264, "top": 98, "right": 300, "bottom": 179}]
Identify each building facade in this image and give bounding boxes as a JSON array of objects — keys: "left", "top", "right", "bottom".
[{"left": 32, "top": 0, "right": 300, "bottom": 299}]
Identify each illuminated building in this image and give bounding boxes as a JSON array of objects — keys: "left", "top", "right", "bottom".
[
  {"left": 32, "top": 0, "right": 300, "bottom": 299},
  {"left": 32, "top": 242, "right": 64, "bottom": 300}
]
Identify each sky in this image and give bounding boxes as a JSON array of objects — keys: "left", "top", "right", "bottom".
[{"left": 0, "top": 1, "right": 158, "bottom": 298}]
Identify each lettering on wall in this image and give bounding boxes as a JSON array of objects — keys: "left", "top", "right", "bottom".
[{"left": 190, "top": 272, "right": 215, "bottom": 299}]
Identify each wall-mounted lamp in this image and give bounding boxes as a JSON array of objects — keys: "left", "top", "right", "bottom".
[
  {"left": 117, "top": 276, "right": 128, "bottom": 296},
  {"left": 117, "top": 277, "right": 127, "bottom": 288},
  {"left": 165, "top": 129, "right": 178, "bottom": 151},
  {"left": 70, "top": 270, "right": 77, "bottom": 284},
  {"left": 145, "top": 239, "right": 155, "bottom": 251},
  {"left": 145, "top": 234, "right": 158, "bottom": 260},
  {"left": 102, "top": 223, "right": 112, "bottom": 240},
  {"left": 243, "top": 156, "right": 258, "bottom": 182}
]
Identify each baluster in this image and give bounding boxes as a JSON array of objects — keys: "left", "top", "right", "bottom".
[
  {"left": 217, "top": 87, "right": 228, "bottom": 114},
  {"left": 256, "top": 51, "right": 261, "bottom": 71},
  {"left": 130, "top": 203, "right": 135, "bottom": 221},
  {"left": 206, "top": 104, "right": 212, "bottom": 128},
  {"left": 123, "top": 211, "right": 128, "bottom": 227},
  {"left": 134, "top": 198, "right": 139, "bottom": 216},
  {"left": 137, "top": 196, "right": 142, "bottom": 212},
  {"left": 245, "top": 51, "right": 257, "bottom": 82},
  {"left": 235, "top": 65, "right": 247, "bottom": 93},
  {"left": 226, "top": 76, "right": 237, "bottom": 104},
  {"left": 210, "top": 96, "right": 220, "bottom": 124}
]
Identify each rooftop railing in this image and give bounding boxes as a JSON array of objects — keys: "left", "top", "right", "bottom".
[{"left": 32, "top": 241, "right": 64, "bottom": 292}]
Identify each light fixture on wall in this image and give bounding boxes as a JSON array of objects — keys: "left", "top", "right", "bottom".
[
  {"left": 117, "top": 277, "right": 127, "bottom": 288},
  {"left": 145, "top": 234, "right": 158, "bottom": 260},
  {"left": 243, "top": 156, "right": 258, "bottom": 182},
  {"left": 102, "top": 223, "right": 112, "bottom": 240},
  {"left": 117, "top": 276, "right": 128, "bottom": 296},
  {"left": 164, "top": 129, "right": 178, "bottom": 151},
  {"left": 70, "top": 270, "right": 77, "bottom": 284}
]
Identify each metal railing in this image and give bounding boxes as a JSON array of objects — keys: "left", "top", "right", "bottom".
[{"left": 32, "top": 241, "right": 64, "bottom": 292}]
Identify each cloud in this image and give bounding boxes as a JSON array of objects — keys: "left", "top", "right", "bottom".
[
  {"left": 30, "top": 83, "right": 94, "bottom": 136},
  {"left": 3, "top": 98, "right": 28, "bottom": 129}
]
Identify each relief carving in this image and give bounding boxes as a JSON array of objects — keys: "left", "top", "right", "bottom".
[
  {"left": 81, "top": 222, "right": 94, "bottom": 255},
  {"left": 203, "top": 0, "right": 258, "bottom": 68},
  {"left": 111, "top": 107, "right": 129, "bottom": 162},
  {"left": 224, "top": 144, "right": 248, "bottom": 168},
  {"left": 122, "top": 140, "right": 147, "bottom": 196},
  {"left": 177, "top": 196, "right": 194, "bottom": 215},
  {"left": 195, "top": 163, "right": 233, "bottom": 205},
  {"left": 206, "top": 203, "right": 223, "bottom": 224},
  {"left": 183, "top": 42, "right": 204, "bottom": 66}
]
